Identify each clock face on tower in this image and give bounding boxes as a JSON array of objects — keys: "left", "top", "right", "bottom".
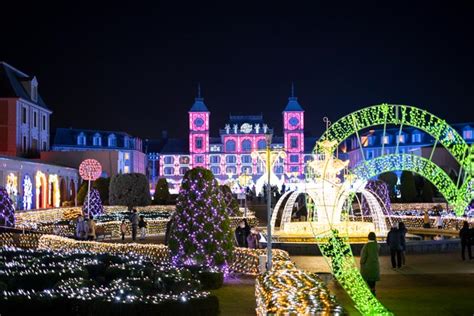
[
  {"left": 289, "top": 117, "right": 299, "bottom": 127},
  {"left": 194, "top": 118, "right": 204, "bottom": 127}
]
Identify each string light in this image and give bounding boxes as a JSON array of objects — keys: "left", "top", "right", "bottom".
[{"left": 0, "top": 187, "right": 15, "bottom": 227}]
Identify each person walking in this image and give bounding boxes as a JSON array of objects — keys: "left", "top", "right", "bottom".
[
  {"left": 130, "top": 209, "right": 139, "bottom": 242},
  {"left": 165, "top": 213, "right": 175, "bottom": 245},
  {"left": 423, "top": 210, "right": 431, "bottom": 228},
  {"left": 75, "top": 215, "right": 87, "bottom": 240},
  {"left": 460, "top": 221, "right": 472, "bottom": 260},
  {"left": 235, "top": 220, "right": 247, "bottom": 247},
  {"left": 398, "top": 221, "right": 407, "bottom": 266},
  {"left": 386, "top": 225, "right": 404, "bottom": 269},
  {"left": 246, "top": 227, "right": 261, "bottom": 249},
  {"left": 360, "top": 232, "right": 380, "bottom": 295},
  {"left": 138, "top": 215, "right": 147, "bottom": 240},
  {"left": 87, "top": 216, "right": 96, "bottom": 241},
  {"left": 435, "top": 212, "right": 443, "bottom": 229},
  {"left": 120, "top": 219, "right": 127, "bottom": 242}
]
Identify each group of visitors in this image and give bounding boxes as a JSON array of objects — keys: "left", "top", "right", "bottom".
[
  {"left": 124, "top": 209, "right": 147, "bottom": 242},
  {"left": 75, "top": 215, "right": 97, "bottom": 240},
  {"left": 234, "top": 219, "right": 261, "bottom": 249},
  {"left": 359, "top": 221, "right": 407, "bottom": 296},
  {"left": 76, "top": 210, "right": 148, "bottom": 242}
]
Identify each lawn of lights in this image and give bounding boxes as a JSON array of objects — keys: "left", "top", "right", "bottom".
[{"left": 0, "top": 246, "right": 218, "bottom": 315}]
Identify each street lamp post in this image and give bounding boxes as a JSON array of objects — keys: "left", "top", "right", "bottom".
[{"left": 265, "top": 132, "right": 273, "bottom": 271}]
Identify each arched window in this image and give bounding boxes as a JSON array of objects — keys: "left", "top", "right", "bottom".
[
  {"left": 179, "top": 167, "right": 189, "bottom": 175},
  {"left": 108, "top": 134, "right": 117, "bottom": 147},
  {"left": 164, "top": 167, "right": 174, "bottom": 175},
  {"left": 77, "top": 132, "right": 86, "bottom": 146},
  {"left": 241, "top": 139, "right": 252, "bottom": 152},
  {"left": 226, "top": 155, "right": 236, "bottom": 163},
  {"left": 257, "top": 139, "right": 266, "bottom": 150},
  {"left": 226, "top": 166, "right": 237, "bottom": 175},
  {"left": 210, "top": 166, "right": 221, "bottom": 175},
  {"left": 163, "top": 156, "right": 174, "bottom": 164},
  {"left": 210, "top": 155, "right": 220, "bottom": 164},
  {"left": 225, "top": 140, "right": 236, "bottom": 152},
  {"left": 241, "top": 155, "right": 252, "bottom": 164},
  {"left": 93, "top": 133, "right": 102, "bottom": 146}
]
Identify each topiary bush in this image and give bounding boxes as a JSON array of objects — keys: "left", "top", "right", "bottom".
[
  {"left": 93, "top": 177, "right": 110, "bottom": 205},
  {"left": 153, "top": 178, "right": 171, "bottom": 205},
  {"left": 109, "top": 173, "right": 151, "bottom": 209},
  {"left": 169, "top": 168, "right": 234, "bottom": 271}
]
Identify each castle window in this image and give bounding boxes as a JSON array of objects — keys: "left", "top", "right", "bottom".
[
  {"left": 226, "top": 155, "right": 236, "bottom": 163},
  {"left": 290, "top": 136, "right": 298, "bottom": 149},
  {"left": 77, "top": 132, "right": 86, "bottom": 146},
  {"left": 241, "top": 139, "right": 252, "bottom": 152},
  {"left": 93, "top": 133, "right": 102, "bottom": 146},
  {"left": 211, "top": 166, "right": 221, "bottom": 175},
  {"left": 463, "top": 129, "right": 473, "bottom": 140},
  {"left": 33, "top": 111, "right": 37, "bottom": 128},
  {"left": 210, "top": 155, "right": 220, "bottom": 164},
  {"left": 179, "top": 167, "right": 189, "bottom": 175},
  {"left": 398, "top": 134, "right": 405, "bottom": 143},
  {"left": 196, "top": 137, "right": 203, "bottom": 149},
  {"left": 195, "top": 155, "right": 204, "bottom": 163},
  {"left": 42, "top": 115, "right": 46, "bottom": 131},
  {"left": 226, "top": 166, "right": 237, "bottom": 175},
  {"left": 412, "top": 132, "right": 422, "bottom": 143},
  {"left": 241, "top": 166, "right": 252, "bottom": 174},
  {"left": 382, "top": 136, "right": 390, "bottom": 145},
  {"left": 179, "top": 156, "right": 190, "bottom": 164},
  {"left": 289, "top": 154, "right": 299, "bottom": 163},
  {"left": 225, "top": 139, "right": 236, "bottom": 152},
  {"left": 22, "top": 107, "right": 27, "bottom": 124},
  {"left": 164, "top": 167, "right": 174, "bottom": 175},
  {"left": 108, "top": 134, "right": 117, "bottom": 147},
  {"left": 241, "top": 155, "right": 252, "bottom": 164},
  {"left": 274, "top": 165, "right": 284, "bottom": 174},
  {"left": 257, "top": 139, "right": 266, "bottom": 150},
  {"left": 163, "top": 156, "right": 174, "bottom": 164}
]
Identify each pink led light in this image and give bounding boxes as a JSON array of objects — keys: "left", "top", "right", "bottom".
[{"left": 79, "top": 159, "right": 102, "bottom": 181}]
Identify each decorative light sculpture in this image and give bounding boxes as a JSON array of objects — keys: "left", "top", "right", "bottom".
[
  {"left": 48, "top": 174, "right": 60, "bottom": 208},
  {"left": 79, "top": 159, "right": 102, "bottom": 217},
  {"left": 23, "top": 175, "right": 33, "bottom": 210},
  {"left": 82, "top": 188, "right": 104, "bottom": 217},
  {"left": 6, "top": 173, "right": 18, "bottom": 207},
  {"left": 0, "top": 186, "right": 15, "bottom": 227}
]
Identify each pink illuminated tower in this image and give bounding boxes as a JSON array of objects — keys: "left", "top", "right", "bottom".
[
  {"left": 283, "top": 84, "right": 304, "bottom": 175},
  {"left": 189, "top": 85, "right": 210, "bottom": 169}
]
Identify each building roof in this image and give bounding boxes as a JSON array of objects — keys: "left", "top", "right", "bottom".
[
  {"left": 52, "top": 128, "right": 140, "bottom": 150},
  {"left": 228, "top": 114, "right": 265, "bottom": 125},
  {"left": 0, "top": 62, "right": 50, "bottom": 110},
  {"left": 160, "top": 138, "right": 189, "bottom": 154},
  {"left": 284, "top": 96, "right": 304, "bottom": 111},
  {"left": 144, "top": 138, "right": 167, "bottom": 153},
  {"left": 189, "top": 97, "right": 209, "bottom": 112}
]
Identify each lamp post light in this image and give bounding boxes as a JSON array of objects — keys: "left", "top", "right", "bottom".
[{"left": 265, "top": 132, "right": 273, "bottom": 270}]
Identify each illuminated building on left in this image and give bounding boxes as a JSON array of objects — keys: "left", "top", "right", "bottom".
[{"left": 0, "top": 62, "right": 79, "bottom": 209}]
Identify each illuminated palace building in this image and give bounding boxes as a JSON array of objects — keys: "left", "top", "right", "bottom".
[{"left": 158, "top": 90, "right": 317, "bottom": 193}]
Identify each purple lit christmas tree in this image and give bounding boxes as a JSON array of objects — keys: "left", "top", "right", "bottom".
[
  {"left": 82, "top": 188, "right": 104, "bottom": 218},
  {"left": 0, "top": 187, "right": 15, "bottom": 227},
  {"left": 169, "top": 168, "right": 234, "bottom": 270},
  {"left": 362, "top": 180, "right": 392, "bottom": 215}
]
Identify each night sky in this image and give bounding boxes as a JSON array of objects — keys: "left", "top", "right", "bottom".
[{"left": 2, "top": 2, "right": 474, "bottom": 140}]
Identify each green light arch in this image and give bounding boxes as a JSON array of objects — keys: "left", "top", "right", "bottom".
[
  {"left": 352, "top": 153, "right": 471, "bottom": 214},
  {"left": 317, "top": 103, "right": 471, "bottom": 170}
]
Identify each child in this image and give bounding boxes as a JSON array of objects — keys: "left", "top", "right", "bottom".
[
  {"left": 246, "top": 227, "right": 261, "bottom": 249},
  {"left": 120, "top": 220, "right": 127, "bottom": 241}
]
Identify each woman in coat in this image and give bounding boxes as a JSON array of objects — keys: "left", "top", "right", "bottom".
[{"left": 360, "top": 232, "right": 380, "bottom": 295}]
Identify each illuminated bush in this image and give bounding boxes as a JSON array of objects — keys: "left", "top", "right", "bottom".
[{"left": 169, "top": 168, "right": 234, "bottom": 270}]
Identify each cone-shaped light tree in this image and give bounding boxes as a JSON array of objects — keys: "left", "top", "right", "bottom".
[
  {"left": 0, "top": 187, "right": 15, "bottom": 227},
  {"left": 169, "top": 168, "right": 234, "bottom": 270},
  {"left": 82, "top": 188, "right": 104, "bottom": 218}
]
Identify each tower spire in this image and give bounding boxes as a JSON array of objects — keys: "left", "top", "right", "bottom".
[
  {"left": 197, "top": 83, "right": 201, "bottom": 99},
  {"left": 291, "top": 82, "right": 295, "bottom": 98}
]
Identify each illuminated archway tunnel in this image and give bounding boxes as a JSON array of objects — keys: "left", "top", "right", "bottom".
[
  {"left": 309, "top": 104, "right": 474, "bottom": 315},
  {"left": 352, "top": 154, "right": 472, "bottom": 214}
]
